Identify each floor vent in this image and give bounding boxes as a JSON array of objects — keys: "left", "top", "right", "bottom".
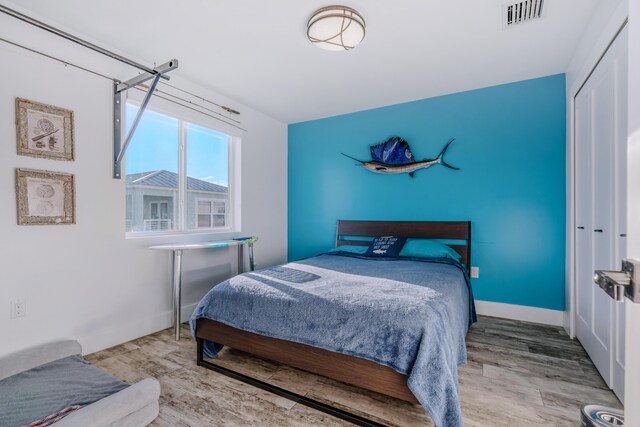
[{"left": 503, "top": 0, "right": 544, "bottom": 27}]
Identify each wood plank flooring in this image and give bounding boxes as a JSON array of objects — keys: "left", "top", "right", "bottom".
[{"left": 85, "top": 316, "right": 621, "bottom": 426}]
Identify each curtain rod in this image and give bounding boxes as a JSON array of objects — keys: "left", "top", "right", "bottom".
[
  {"left": 138, "top": 82, "right": 242, "bottom": 125},
  {"left": 0, "top": 37, "right": 247, "bottom": 132},
  {"left": 0, "top": 4, "right": 161, "bottom": 77},
  {"left": 0, "top": 36, "right": 114, "bottom": 80},
  {"left": 0, "top": 4, "right": 242, "bottom": 119},
  {"left": 132, "top": 86, "right": 247, "bottom": 131}
]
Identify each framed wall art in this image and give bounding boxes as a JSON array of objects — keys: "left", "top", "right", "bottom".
[
  {"left": 15, "top": 98, "right": 74, "bottom": 161},
  {"left": 15, "top": 168, "right": 75, "bottom": 225}
]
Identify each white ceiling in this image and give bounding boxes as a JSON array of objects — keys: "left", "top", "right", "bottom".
[{"left": 5, "top": 0, "right": 598, "bottom": 123}]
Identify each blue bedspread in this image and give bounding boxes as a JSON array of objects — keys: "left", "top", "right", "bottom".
[{"left": 190, "top": 253, "right": 476, "bottom": 427}]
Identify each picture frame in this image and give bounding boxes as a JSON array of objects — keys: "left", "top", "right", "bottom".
[
  {"left": 15, "top": 168, "right": 75, "bottom": 225},
  {"left": 15, "top": 98, "right": 75, "bottom": 161}
]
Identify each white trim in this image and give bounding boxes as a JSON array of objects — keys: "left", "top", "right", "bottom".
[
  {"left": 565, "top": 89, "right": 576, "bottom": 338},
  {"left": 626, "top": 0, "right": 640, "bottom": 419},
  {"left": 79, "top": 302, "right": 198, "bottom": 355},
  {"left": 178, "top": 120, "right": 187, "bottom": 231},
  {"left": 229, "top": 135, "right": 242, "bottom": 233},
  {"left": 475, "top": 300, "right": 564, "bottom": 326}
]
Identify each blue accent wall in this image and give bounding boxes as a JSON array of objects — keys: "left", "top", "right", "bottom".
[{"left": 288, "top": 74, "right": 566, "bottom": 311}]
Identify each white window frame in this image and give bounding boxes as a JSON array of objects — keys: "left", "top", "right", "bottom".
[{"left": 123, "top": 95, "right": 241, "bottom": 238}]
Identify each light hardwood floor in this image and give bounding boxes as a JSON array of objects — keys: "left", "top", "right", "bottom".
[{"left": 85, "top": 316, "right": 621, "bottom": 426}]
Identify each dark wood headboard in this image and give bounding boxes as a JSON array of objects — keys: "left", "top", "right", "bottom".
[{"left": 335, "top": 220, "right": 471, "bottom": 271}]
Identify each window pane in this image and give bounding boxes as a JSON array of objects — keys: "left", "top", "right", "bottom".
[
  {"left": 125, "top": 104, "right": 179, "bottom": 233},
  {"left": 197, "top": 200, "right": 211, "bottom": 214},
  {"left": 197, "top": 214, "right": 211, "bottom": 228},
  {"left": 125, "top": 195, "right": 133, "bottom": 232},
  {"left": 186, "top": 123, "right": 229, "bottom": 229},
  {"left": 212, "top": 215, "right": 226, "bottom": 227},
  {"left": 212, "top": 201, "right": 226, "bottom": 214}
]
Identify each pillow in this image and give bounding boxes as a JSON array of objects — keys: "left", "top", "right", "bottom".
[
  {"left": 364, "top": 236, "right": 407, "bottom": 257},
  {"left": 328, "top": 245, "right": 368, "bottom": 255},
  {"left": 399, "top": 239, "right": 461, "bottom": 260}
]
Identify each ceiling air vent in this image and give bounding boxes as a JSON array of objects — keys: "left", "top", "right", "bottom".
[{"left": 503, "top": 0, "right": 544, "bottom": 28}]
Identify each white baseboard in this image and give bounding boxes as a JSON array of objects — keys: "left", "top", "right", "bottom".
[
  {"left": 475, "top": 300, "right": 564, "bottom": 326},
  {"left": 79, "top": 302, "right": 199, "bottom": 355},
  {"left": 563, "top": 310, "right": 574, "bottom": 337}
]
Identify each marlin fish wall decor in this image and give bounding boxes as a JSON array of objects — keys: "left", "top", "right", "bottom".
[{"left": 342, "top": 137, "right": 459, "bottom": 177}]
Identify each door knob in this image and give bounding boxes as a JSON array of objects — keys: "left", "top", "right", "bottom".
[{"left": 594, "top": 259, "right": 640, "bottom": 303}]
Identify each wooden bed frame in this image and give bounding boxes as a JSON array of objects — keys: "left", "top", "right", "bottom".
[{"left": 196, "top": 220, "right": 471, "bottom": 424}]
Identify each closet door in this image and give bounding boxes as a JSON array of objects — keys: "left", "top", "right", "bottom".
[
  {"left": 575, "top": 80, "right": 611, "bottom": 384},
  {"left": 574, "top": 84, "right": 592, "bottom": 346},
  {"left": 589, "top": 54, "right": 615, "bottom": 387},
  {"left": 574, "top": 27, "right": 628, "bottom": 396}
]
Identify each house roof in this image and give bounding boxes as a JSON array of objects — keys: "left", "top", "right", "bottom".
[{"left": 126, "top": 170, "right": 228, "bottom": 193}]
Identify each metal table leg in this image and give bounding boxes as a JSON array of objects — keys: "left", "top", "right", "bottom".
[
  {"left": 172, "top": 249, "right": 183, "bottom": 340},
  {"left": 237, "top": 244, "right": 244, "bottom": 275},
  {"left": 248, "top": 242, "right": 255, "bottom": 271}
]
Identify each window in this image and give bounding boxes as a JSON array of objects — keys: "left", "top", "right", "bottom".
[
  {"left": 147, "top": 200, "right": 171, "bottom": 231},
  {"left": 125, "top": 103, "right": 233, "bottom": 234},
  {"left": 196, "top": 199, "right": 227, "bottom": 228}
]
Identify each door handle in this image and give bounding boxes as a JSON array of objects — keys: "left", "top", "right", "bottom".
[
  {"left": 594, "top": 229, "right": 603, "bottom": 233},
  {"left": 594, "top": 259, "right": 640, "bottom": 303},
  {"left": 577, "top": 226, "right": 585, "bottom": 230}
]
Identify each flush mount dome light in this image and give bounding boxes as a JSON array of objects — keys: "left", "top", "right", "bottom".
[{"left": 307, "top": 6, "right": 365, "bottom": 51}]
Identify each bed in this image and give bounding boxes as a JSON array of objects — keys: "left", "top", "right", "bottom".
[{"left": 191, "top": 220, "right": 474, "bottom": 427}]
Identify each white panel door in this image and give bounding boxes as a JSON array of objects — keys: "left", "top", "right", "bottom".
[
  {"left": 591, "top": 54, "right": 615, "bottom": 387},
  {"left": 574, "top": 27, "right": 628, "bottom": 396},
  {"left": 575, "top": 83, "right": 596, "bottom": 362},
  {"left": 576, "top": 78, "right": 613, "bottom": 385}
]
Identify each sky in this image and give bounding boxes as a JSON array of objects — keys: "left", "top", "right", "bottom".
[{"left": 125, "top": 104, "right": 229, "bottom": 186}]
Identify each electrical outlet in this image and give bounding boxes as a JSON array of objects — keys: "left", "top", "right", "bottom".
[
  {"left": 470, "top": 267, "right": 480, "bottom": 279},
  {"left": 10, "top": 299, "right": 26, "bottom": 318}
]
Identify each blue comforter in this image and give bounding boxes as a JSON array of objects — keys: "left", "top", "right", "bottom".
[{"left": 190, "top": 253, "right": 476, "bottom": 427}]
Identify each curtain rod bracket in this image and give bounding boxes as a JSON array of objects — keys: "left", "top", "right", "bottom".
[
  {"left": 115, "top": 59, "right": 178, "bottom": 93},
  {"left": 113, "top": 60, "right": 179, "bottom": 179}
]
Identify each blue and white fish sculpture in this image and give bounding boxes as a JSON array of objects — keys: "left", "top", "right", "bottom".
[{"left": 342, "top": 137, "right": 459, "bottom": 177}]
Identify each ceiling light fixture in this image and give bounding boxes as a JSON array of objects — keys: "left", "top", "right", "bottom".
[{"left": 307, "top": 6, "right": 365, "bottom": 51}]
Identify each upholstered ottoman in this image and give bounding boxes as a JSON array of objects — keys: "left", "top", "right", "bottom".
[{"left": 0, "top": 340, "right": 160, "bottom": 427}]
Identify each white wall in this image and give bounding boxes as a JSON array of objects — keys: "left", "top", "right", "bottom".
[
  {"left": 564, "top": 0, "right": 628, "bottom": 337},
  {"left": 0, "top": 10, "right": 287, "bottom": 356}
]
